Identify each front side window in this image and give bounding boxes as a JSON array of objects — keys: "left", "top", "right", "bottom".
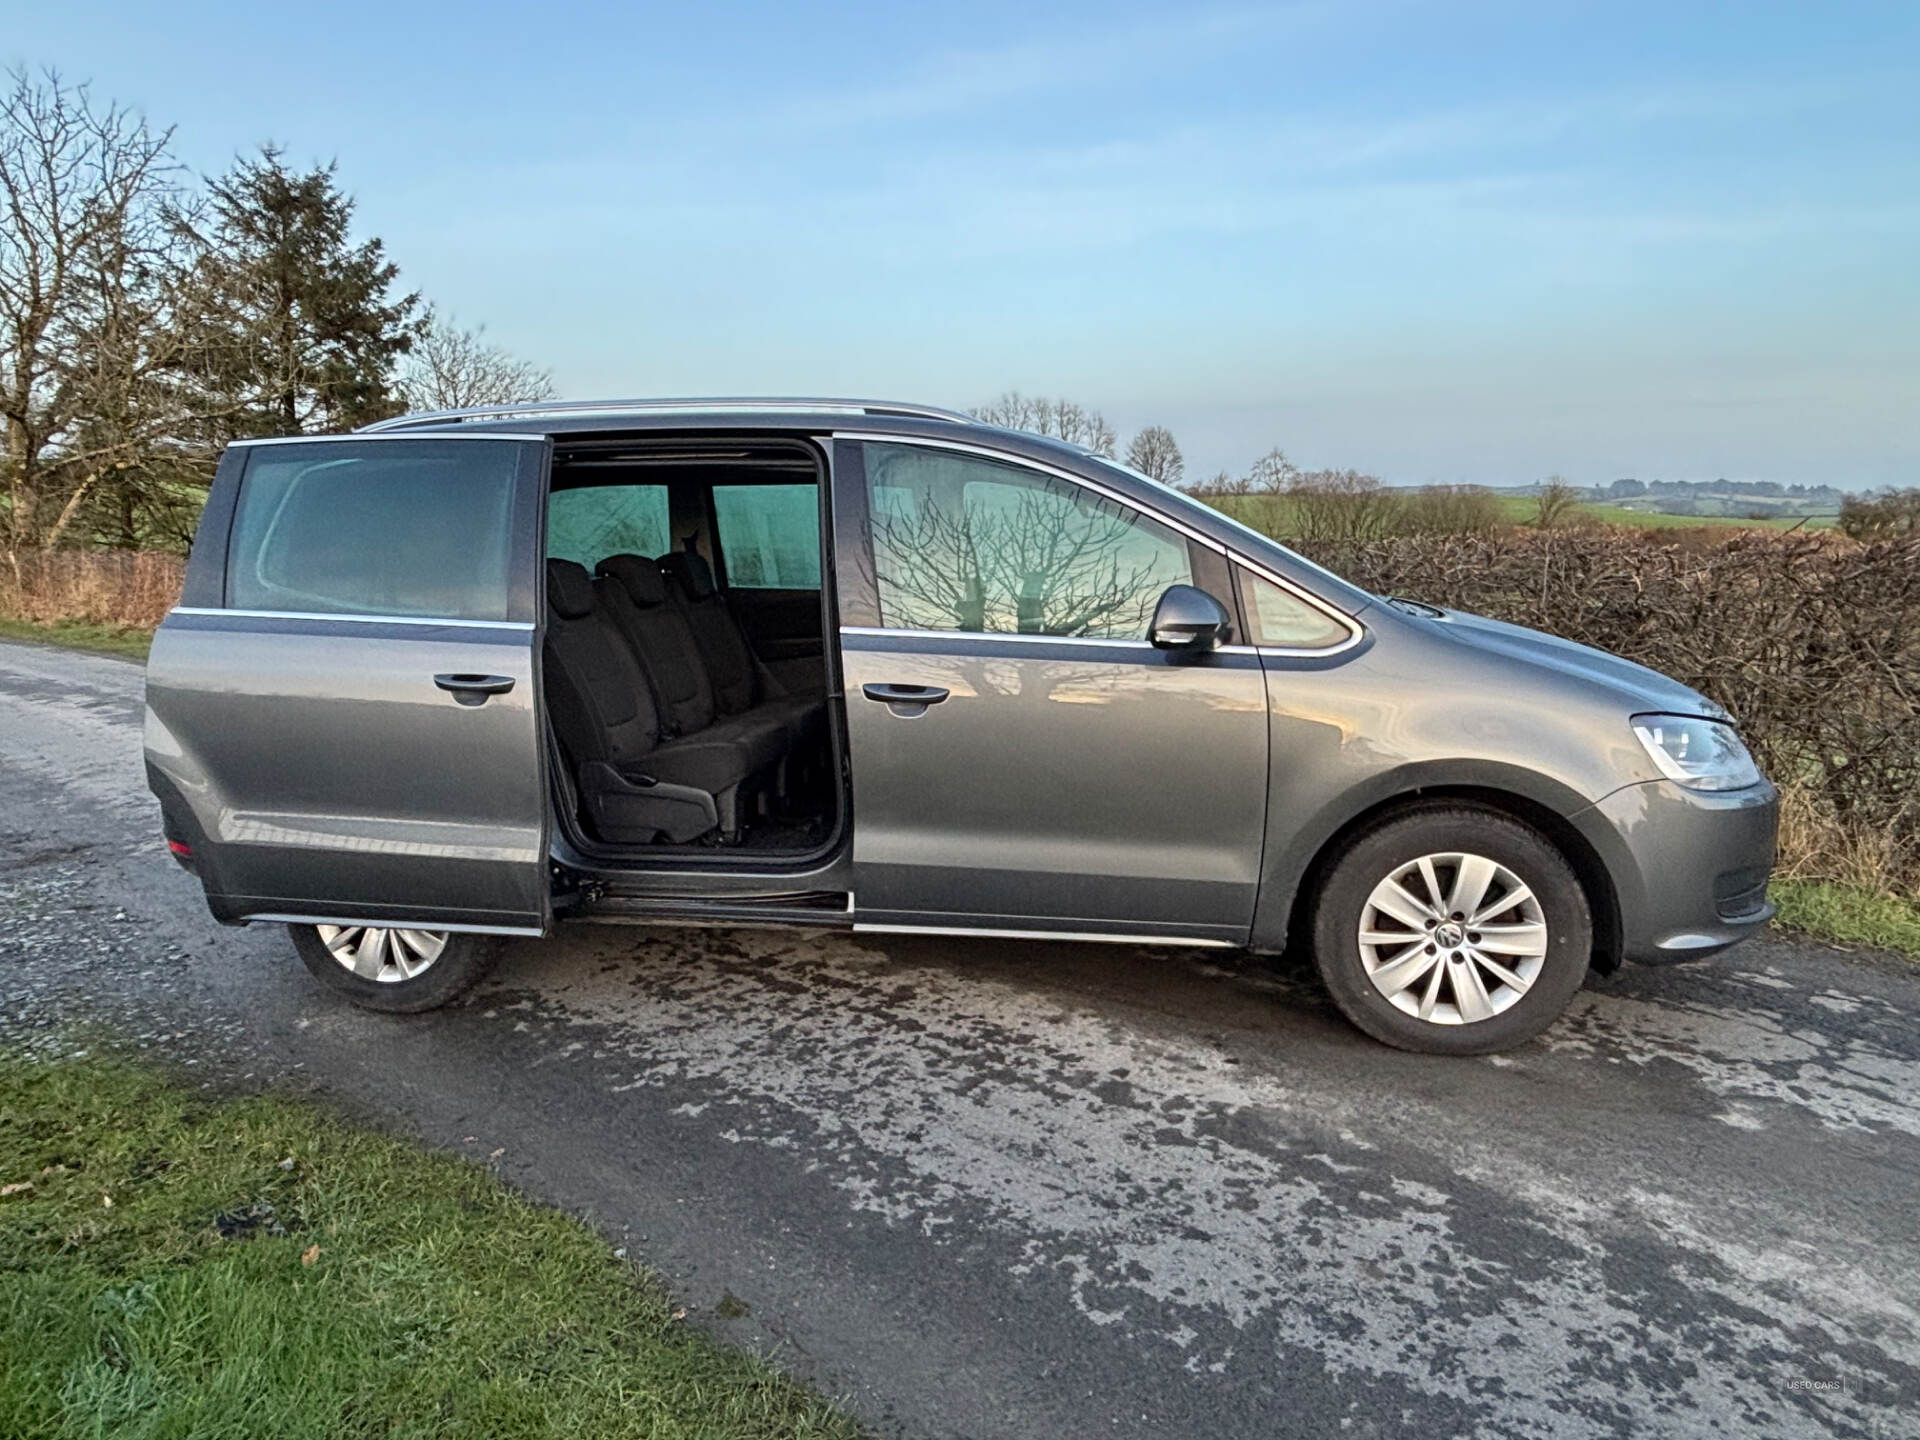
[
  {"left": 226, "top": 440, "right": 521, "bottom": 620},
  {"left": 1237, "top": 567, "right": 1353, "bottom": 650},
  {"left": 862, "top": 442, "right": 1192, "bottom": 638},
  {"left": 548, "top": 484, "right": 671, "bottom": 570},
  {"left": 712, "top": 483, "right": 822, "bottom": 589}
]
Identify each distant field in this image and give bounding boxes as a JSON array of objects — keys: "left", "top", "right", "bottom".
[
  {"left": 1208, "top": 492, "right": 1837, "bottom": 536},
  {"left": 1492, "top": 496, "right": 1838, "bottom": 531}
]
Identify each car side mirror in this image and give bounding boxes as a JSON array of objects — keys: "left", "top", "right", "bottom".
[{"left": 1149, "top": 584, "right": 1232, "bottom": 653}]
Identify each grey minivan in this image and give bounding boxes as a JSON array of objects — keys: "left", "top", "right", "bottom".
[{"left": 144, "top": 398, "right": 1779, "bottom": 1054}]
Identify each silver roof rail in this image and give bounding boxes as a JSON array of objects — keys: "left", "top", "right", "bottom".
[{"left": 357, "top": 397, "right": 979, "bottom": 434}]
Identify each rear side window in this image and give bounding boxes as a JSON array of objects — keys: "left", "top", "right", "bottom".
[
  {"left": 226, "top": 441, "right": 520, "bottom": 620},
  {"left": 713, "top": 484, "right": 821, "bottom": 589},
  {"left": 548, "top": 484, "right": 671, "bottom": 570}
]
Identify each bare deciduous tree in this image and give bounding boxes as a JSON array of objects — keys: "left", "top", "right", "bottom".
[
  {"left": 1283, "top": 469, "right": 1401, "bottom": 542},
  {"left": 0, "top": 68, "right": 180, "bottom": 558},
  {"left": 399, "top": 306, "right": 555, "bottom": 412},
  {"left": 1124, "top": 425, "right": 1183, "bottom": 487},
  {"left": 971, "top": 391, "right": 1118, "bottom": 457},
  {"left": 1533, "top": 476, "right": 1581, "bottom": 529},
  {"left": 1247, "top": 446, "right": 1299, "bottom": 493}
]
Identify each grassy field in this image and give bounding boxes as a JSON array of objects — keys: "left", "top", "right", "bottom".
[
  {"left": 0, "top": 1050, "right": 861, "bottom": 1440},
  {"left": 0, "top": 617, "right": 155, "bottom": 660},
  {"left": 1209, "top": 491, "right": 1837, "bottom": 534}
]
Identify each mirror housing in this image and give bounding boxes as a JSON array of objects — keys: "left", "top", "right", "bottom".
[{"left": 1149, "top": 584, "right": 1232, "bottom": 653}]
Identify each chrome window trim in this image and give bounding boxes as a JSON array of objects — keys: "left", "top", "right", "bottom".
[
  {"left": 170, "top": 606, "right": 533, "bottom": 631},
  {"left": 852, "top": 922, "right": 1233, "bottom": 948},
  {"left": 840, "top": 625, "right": 1154, "bottom": 650},
  {"left": 254, "top": 912, "right": 544, "bottom": 938},
  {"left": 1230, "top": 556, "right": 1367, "bottom": 657},
  {"left": 840, "top": 625, "right": 1295, "bottom": 659},
  {"left": 1256, "top": 634, "right": 1364, "bottom": 659},
  {"left": 835, "top": 431, "right": 1366, "bottom": 657},
  {"left": 226, "top": 431, "right": 550, "bottom": 446}
]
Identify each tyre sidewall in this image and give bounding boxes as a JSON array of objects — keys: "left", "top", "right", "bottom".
[
  {"left": 1312, "top": 808, "right": 1591, "bottom": 1055},
  {"left": 289, "top": 925, "right": 500, "bottom": 1014}
]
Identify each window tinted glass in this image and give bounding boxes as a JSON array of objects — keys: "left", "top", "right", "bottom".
[
  {"left": 226, "top": 440, "right": 521, "bottom": 620},
  {"left": 548, "top": 484, "right": 671, "bottom": 569},
  {"left": 1237, "top": 568, "right": 1352, "bottom": 649},
  {"left": 713, "top": 484, "right": 821, "bottom": 589},
  {"left": 863, "top": 442, "right": 1191, "bottom": 638}
]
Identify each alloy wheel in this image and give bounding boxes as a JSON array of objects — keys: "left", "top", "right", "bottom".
[
  {"left": 1356, "top": 852, "right": 1548, "bottom": 1025},
  {"left": 314, "top": 925, "right": 449, "bottom": 984}
]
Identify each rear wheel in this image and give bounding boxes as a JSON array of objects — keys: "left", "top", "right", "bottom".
[
  {"left": 1310, "top": 805, "right": 1591, "bottom": 1055},
  {"left": 289, "top": 924, "right": 500, "bottom": 1013}
]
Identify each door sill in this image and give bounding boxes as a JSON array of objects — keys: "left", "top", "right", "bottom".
[
  {"left": 851, "top": 922, "right": 1237, "bottom": 948},
  {"left": 572, "top": 889, "right": 852, "bottom": 930}
]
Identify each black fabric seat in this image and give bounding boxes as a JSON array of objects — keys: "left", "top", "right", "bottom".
[
  {"left": 542, "top": 558, "right": 771, "bottom": 844},
  {"left": 656, "top": 550, "right": 827, "bottom": 750},
  {"left": 593, "top": 554, "right": 788, "bottom": 774}
]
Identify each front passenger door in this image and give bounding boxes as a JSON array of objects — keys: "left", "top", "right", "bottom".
[{"left": 834, "top": 438, "right": 1270, "bottom": 943}]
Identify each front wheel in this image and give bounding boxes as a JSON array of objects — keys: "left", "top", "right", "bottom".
[
  {"left": 1310, "top": 806, "right": 1591, "bottom": 1055},
  {"left": 289, "top": 923, "right": 500, "bottom": 1013}
]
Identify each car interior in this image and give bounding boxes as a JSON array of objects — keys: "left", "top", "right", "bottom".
[{"left": 539, "top": 437, "right": 839, "bottom": 857}]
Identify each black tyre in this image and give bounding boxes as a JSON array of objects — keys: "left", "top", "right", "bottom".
[
  {"left": 1310, "top": 805, "right": 1591, "bottom": 1055},
  {"left": 289, "top": 923, "right": 500, "bottom": 1013}
]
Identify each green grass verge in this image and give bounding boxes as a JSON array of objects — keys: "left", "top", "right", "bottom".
[
  {"left": 0, "top": 1051, "right": 861, "bottom": 1440},
  {"left": 0, "top": 617, "right": 154, "bottom": 661},
  {"left": 1770, "top": 879, "right": 1920, "bottom": 960}
]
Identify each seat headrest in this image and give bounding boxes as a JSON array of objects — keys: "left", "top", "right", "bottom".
[
  {"left": 659, "top": 549, "right": 716, "bottom": 601},
  {"left": 545, "top": 558, "right": 597, "bottom": 619},
  {"left": 595, "top": 553, "right": 668, "bottom": 607}
]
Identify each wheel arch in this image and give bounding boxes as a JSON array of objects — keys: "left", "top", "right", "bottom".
[{"left": 1253, "top": 767, "right": 1625, "bottom": 974}]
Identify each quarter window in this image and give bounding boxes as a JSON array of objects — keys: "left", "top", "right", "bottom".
[
  {"left": 712, "top": 484, "right": 822, "bottom": 589},
  {"left": 548, "top": 484, "right": 671, "bottom": 570},
  {"left": 1236, "top": 567, "right": 1353, "bottom": 650},
  {"left": 226, "top": 441, "right": 521, "bottom": 620},
  {"left": 861, "top": 442, "right": 1192, "bottom": 638}
]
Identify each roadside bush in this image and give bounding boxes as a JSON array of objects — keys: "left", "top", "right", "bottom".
[
  {"left": 1290, "top": 529, "right": 1920, "bottom": 892},
  {"left": 1839, "top": 486, "right": 1920, "bottom": 540},
  {"left": 1204, "top": 479, "right": 1504, "bottom": 541},
  {"left": 0, "top": 549, "right": 185, "bottom": 628}
]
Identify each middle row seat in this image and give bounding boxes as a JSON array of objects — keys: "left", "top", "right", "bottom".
[{"left": 542, "top": 557, "right": 775, "bottom": 845}]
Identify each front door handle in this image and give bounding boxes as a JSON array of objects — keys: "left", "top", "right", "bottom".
[
  {"left": 862, "top": 682, "right": 949, "bottom": 716},
  {"left": 435, "top": 673, "right": 516, "bottom": 706}
]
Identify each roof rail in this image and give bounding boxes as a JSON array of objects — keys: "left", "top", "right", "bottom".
[{"left": 357, "top": 397, "right": 978, "bottom": 434}]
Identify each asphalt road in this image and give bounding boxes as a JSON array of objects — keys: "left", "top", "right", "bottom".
[{"left": 2, "top": 636, "right": 1917, "bottom": 1439}]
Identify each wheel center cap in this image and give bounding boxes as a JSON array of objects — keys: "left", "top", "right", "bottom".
[{"left": 1435, "top": 921, "right": 1466, "bottom": 949}]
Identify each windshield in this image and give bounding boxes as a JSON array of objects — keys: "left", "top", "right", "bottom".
[{"left": 1082, "top": 454, "right": 1379, "bottom": 613}]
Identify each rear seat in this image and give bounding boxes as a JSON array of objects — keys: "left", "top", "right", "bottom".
[
  {"left": 656, "top": 550, "right": 827, "bottom": 751},
  {"left": 593, "top": 555, "right": 788, "bottom": 773},
  {"left": 542, "top": 558, "right": 775, "bottom": 844}
]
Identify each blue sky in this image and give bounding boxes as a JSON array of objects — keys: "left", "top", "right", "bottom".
[{"left": 12, "top": 1, "right": 1919, "bottom": 486}]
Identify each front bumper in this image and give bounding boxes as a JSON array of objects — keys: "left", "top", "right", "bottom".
[{"left": 1574, "top": 777, "right": 1779, "bottom": 965}]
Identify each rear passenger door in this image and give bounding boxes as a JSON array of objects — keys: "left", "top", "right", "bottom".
[{"left": 144, "top": 434, "right": 553, "bottom": 934}]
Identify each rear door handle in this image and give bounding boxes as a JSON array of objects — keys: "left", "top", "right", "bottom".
[
  {"left": 434, "top": 673, "right": 516, "bottom": 706},
  {"left": 862, "top": 682, "right": 949, "bottom": 716}
]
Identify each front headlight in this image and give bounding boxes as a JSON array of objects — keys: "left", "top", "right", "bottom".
[{"left": 1631, "top": 714, "right": 1762, "bottom": 792}]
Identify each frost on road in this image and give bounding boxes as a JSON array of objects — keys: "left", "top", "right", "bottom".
[{"left": 2, "top": 638, "right": 1916, "bottom": 1440}]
